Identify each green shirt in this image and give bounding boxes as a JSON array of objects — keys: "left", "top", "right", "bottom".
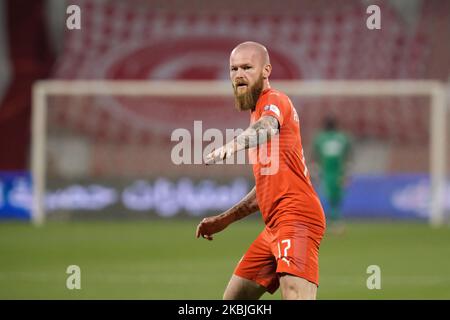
[{"left": 313, "top": 130, "right": 351, "bottom": 179}]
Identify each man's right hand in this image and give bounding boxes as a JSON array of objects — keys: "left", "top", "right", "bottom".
[{"left": 196, "top": 215, "right": 230, "bottom": 241}]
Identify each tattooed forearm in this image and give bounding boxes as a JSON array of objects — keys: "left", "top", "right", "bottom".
[
  {"left": 204, "top": 115, "right": 280, "bottom": 165},
  {"left": 218, "top": 187, "right": 259, "bottom": 223},
  {"left": 235, "top": 115, "right": 279, "bottom": 150}
]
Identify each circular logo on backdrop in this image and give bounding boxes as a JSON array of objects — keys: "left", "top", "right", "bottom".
[
  {"left": 106, "top": 38, "right": 301, "bottom": 80},
  {"left": 91, "top": 38, "right": 302, "bottom": 138}
]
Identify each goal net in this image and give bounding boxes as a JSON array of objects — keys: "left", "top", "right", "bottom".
[{"left": 31, "top": 80, "right": 449, "bottom": 226}]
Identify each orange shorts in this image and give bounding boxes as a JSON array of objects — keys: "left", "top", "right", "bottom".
[{"left": 233, "top": 221, "right": 325, "bottom": 294}]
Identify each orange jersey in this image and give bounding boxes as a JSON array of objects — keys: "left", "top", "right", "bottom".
[{"left": 250, "top": 88, "right": 325, "bottom": 231}]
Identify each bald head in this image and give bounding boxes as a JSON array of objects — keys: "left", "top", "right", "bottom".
[
  {"left": 229, "top": 40, "right": 272, "bottom": 84},
  {"left": 231, "top": 41, "right": 270, "bottom": 66}
]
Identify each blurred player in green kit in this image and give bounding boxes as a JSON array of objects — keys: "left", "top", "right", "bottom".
[{"left": 312, "top": 115, "right": 352, "bottom": 235}]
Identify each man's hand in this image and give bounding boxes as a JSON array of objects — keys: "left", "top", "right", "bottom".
[
  {"left": 205, "top": 142, "right": 236, "bottom": 165},
  {"left": 204, "top": 115, "right": 279, "bottom": 165},
  {"left": 196, "top": 215, "right": 231, "bottom": 241}
]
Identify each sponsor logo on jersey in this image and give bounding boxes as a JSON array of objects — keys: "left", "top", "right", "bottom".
[{"left": 263, "top": 104, "right": 280, "bottom": 117}]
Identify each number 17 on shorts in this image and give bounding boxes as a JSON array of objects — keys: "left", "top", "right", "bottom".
[{"left": 277, "top": 239, "right": 291, "bottom": 267}]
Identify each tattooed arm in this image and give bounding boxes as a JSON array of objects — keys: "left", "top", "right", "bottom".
[
  {"left": 220, "top": 186, "right": 259, "bottom": 222},
  {"left": 205, "top": 115, "right": 279, "bottom": 164},
  {"left": 196, "top": 186, "right": 258, "bottom": 240},
  {"left": 236, "top": 115, "right": 279, "bottom": 150},
  {"left": 198, "top": 116, "right": 278, "bottom": 239}
]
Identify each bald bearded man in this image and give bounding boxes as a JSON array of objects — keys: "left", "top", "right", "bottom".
[{"left": 196, "top": 41, "right": 326, "bottom": 300}]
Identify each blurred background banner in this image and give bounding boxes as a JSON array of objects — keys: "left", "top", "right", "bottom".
[
  {"left": 326, "top": 174, "right": 450, "bottom": 219},
  {"left": 0, "top": 171, "right": 31, "bottom": 219},
  {"left": 1, "top": 173, "right": 448, "bottom": 220}
]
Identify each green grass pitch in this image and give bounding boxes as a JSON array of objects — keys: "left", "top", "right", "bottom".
[{"left": 0, "top": 219, "right": 449, "bottom": 299}]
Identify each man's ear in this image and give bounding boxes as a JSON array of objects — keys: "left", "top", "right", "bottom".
[{"left": 262, "top": 64, "right": 272, "bottom": 79}]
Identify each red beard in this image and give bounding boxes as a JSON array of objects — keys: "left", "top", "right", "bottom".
[{"left": 233, "top": 75, "right": 264, "bottom": 111}]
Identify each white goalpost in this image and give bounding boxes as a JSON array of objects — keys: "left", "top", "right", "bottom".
[{"left": 31, "top": 80, "right": 448, "bottom": 226}]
